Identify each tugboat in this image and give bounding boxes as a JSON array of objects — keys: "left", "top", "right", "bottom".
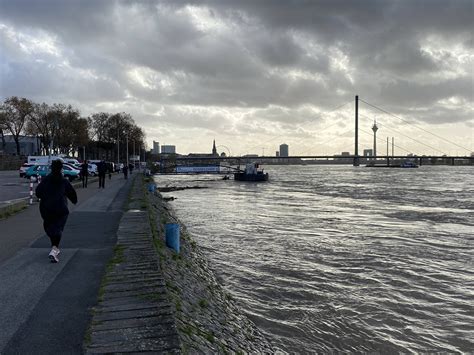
[{"left": 234, "top": 163, "right": 269, "bottom": 181}]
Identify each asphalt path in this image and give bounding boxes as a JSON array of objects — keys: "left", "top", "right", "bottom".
[
  {"left": 0, "top": 173, "right": 134, "bottom": 354},
  {"left": 0, "top": 170, "right": 33, "bottom": 202}
]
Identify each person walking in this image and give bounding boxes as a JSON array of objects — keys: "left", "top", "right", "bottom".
[
  {"left": 123, "top": 163, "right": 128, "bottom": 179},
  {"left": 35, "top": 160, "right": 77, "bottom": 263},
  {"left": 97, "top": 159, "right": 107, "bottom": 188},
  {"left": 80, "top": 160, "right": 89, "bottom": 188}
]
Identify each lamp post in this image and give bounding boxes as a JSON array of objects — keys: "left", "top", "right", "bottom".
[
  {"left": 116, "top": 129, "right": 120, "bottom": 166},
  {"left": 126, "top": 134, "right": 129, "bottom": 168},
  {"left": 49, "top": 117, "right": 58, "bottom": 164}
]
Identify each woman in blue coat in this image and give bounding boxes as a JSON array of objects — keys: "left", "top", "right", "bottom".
[{"left": 36, "top": 160, "right": 77, "bottom": 263}]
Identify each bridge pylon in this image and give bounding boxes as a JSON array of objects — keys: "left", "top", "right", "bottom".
[{"left": 353, "top": 95, "right": 359, "bottom": 166}]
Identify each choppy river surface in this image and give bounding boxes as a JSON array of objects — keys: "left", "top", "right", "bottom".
[{"left": 154, "top": 165, "right": 473, "bottom": 353}]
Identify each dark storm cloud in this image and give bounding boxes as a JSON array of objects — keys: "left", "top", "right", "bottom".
[{"left": 0, "top": 0, "right": 472, "bottom": 153}]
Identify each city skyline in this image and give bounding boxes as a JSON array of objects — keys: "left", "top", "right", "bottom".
[{"left": 0, "top": 0, "right": 472, "bottom": 156}]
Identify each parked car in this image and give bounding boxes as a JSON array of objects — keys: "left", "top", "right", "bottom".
[
  {"left": 63, "top": 158, "right": 81, "bottom": 166},
  {"left": 19, "top": 163, "right": 35, "bottom": 177},
  {"left": 62, "top": 165, "right": 81, "bottom": 181},
  {"left": 24, "top": 164, "right": 80, "bottom": 181},
  {"left": 24, "top": 165, "right": 41, "bottom": 179},
  {"left": 63, "top": 162, "right": 81, "bottom": 174},
  {"left": 88, "top": 163, "right": 98, "bottom": 176}
]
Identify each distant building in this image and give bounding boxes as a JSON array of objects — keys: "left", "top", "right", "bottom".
[
  {"left": 187, "top": 140, "right": 221, "bottom": 158},
  {"left": 276, "top": 151, "right": 280, "bottom": 157},
  {"left": 212, "top": 140, "right": 218, "bottom": 156},
  {"left": 242, "top": 154, "right": 258, "bottom": 158},
  {"left": 152, "top": 141, "right": 160, "bottom": 154},
  {"left": 279, "top": 144, "right": 289, "bottom": 157},
  {"left": 1, "top": 135, "right": 40, "bottom": 156},
  {"left": 161, "top": 145, "right": 176, "bottom": 154},
  {"left": 363, "top": 149, "right": 373, "bottom": 157}
]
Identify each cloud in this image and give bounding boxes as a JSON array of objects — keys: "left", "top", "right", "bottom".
[{"left": 0, "top": 0, "right": 472, "bottom": 154}]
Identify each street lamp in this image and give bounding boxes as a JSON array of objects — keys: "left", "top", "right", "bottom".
[{"left": 126, "top": 134, "right": 129, "bottom": 168}]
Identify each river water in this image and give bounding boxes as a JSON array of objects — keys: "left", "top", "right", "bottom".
[{"left": 154, "top": 165, "right": 473, "bottom": 353}]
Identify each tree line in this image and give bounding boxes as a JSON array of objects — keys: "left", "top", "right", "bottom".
[{"left": 0, "top": 96, "right": 145, "bottom": 162}]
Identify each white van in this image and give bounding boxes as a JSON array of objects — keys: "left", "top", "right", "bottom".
[{"left": 27, "top": 156, "right": 64, "bottom": 165}]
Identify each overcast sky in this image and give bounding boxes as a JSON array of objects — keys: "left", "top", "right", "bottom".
[{"left": 1, "top": 0, "right": 472, "bottom": 156}]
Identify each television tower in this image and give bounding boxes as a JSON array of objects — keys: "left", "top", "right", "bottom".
[{"left": 372, "top": 120, "right": 378, "bottom": 157}]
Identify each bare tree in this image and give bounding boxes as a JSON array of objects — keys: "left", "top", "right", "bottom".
[
  {"left": 0, "top": 110, "right": 7, "bottom": 152},
  {"left": 0, "top": 97, "right": 34, "bottom": 155},
  {"left": 26, "top": 102, "right": 52, "bottom": 155}
]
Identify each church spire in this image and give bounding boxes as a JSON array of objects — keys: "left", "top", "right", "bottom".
[{"left": 212, "top": 139, "right": 217, "bottom": 156}]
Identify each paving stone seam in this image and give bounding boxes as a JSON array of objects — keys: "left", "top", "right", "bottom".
[{"left": 85, "top": 178, "right": 181, "bottom": 353}]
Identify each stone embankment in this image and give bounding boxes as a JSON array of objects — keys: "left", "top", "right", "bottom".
[{"left": 86, "top": 176, "right": 274, "bottom": 353}]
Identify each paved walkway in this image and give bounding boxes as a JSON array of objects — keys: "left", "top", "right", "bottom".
[
  {"left": 86, "top": 211, "right": 180, "bottom": 353},
  {"left": 0, "top": 173, "right": 133, "bottom": 354}
]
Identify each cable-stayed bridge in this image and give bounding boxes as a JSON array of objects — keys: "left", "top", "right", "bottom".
[{"left": 156, "top": 95, "right": 473, "bottom": 172}]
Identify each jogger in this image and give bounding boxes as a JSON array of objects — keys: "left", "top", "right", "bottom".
[{"left": 35, "top": 160, "right": 77, "bottom": 263}]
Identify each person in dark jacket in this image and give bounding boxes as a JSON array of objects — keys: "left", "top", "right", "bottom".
[
  {"left": 123, "top": 163, "right": 128, "bottom": 179},
  {"left": 80, "top": 160, "right": 88, "bottom": 188},
  {"left": 35, "top": 160, "right": 77, "bottom": 263},
  {"left": 97, "top": 159, "right": 107, "bottom": 188}
]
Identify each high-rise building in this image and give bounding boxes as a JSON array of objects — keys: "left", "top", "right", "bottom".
[
  {"left": 279, "top": 143, "right": 289, "bottom": 157},
  {"left": 152, "top": 141, "right": 160, "bottom": 154},
  {"left": 161, "top": 145, "right": 176, "bottom": 154}
]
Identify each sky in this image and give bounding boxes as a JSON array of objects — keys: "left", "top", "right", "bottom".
[{"left": 0, "top": 0, "right": 473, "bottom": 156}]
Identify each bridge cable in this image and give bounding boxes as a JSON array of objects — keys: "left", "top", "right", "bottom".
[
  {"left": 358, "top": 113, "right": 447, "bottom": 155},
  {"left": 281, "top": 100, "right": 354, "bottom": 155},
  {"left": 359, "top": 99, "right": 471, "bottom": 153},
  {"left": 297, "top": 127, "right": 355, "bottom": 156},
  {"left": 359, "top": 128, "right": 412, "bottom": 154},
  {"left": 244, "top": 100, "right": 354, "bottom": 155}
]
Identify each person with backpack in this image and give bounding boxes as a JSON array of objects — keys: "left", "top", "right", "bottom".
[{"left": 36, "top": 160, "right": 77, "bottom": 263}]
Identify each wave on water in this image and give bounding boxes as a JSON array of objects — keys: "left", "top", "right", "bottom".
[{"left": 155, "top": 165, "right": 474, "bottom": 353}]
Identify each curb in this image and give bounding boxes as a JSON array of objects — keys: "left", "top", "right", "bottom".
[
  {"left": 0, "top": 199, "right": 28, "bottom": 219},
  {"left": 85, "top": 176, "right": 181, "bottom": 353}
]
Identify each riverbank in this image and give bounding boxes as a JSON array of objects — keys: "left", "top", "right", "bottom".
[
  {"left": 85, "top": 175, "right": 273, "bottom": 353},
  {"left": 145, "top": 176, "right": 274, "bottom": 353}
]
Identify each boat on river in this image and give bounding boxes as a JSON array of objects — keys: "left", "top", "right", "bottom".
[
  {"left": 365, "top": 160, "right": 419, "bottom": 168},
  {"left": 399, "top": 161, "right": 419, "bottom": 168},
  {"left": 234, "top": 163, "right": 269, "bottom": 181}
]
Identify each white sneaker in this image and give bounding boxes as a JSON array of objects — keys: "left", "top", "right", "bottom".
[{"left": 49, "top": 247, "right": 59, "bottom": 263}]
